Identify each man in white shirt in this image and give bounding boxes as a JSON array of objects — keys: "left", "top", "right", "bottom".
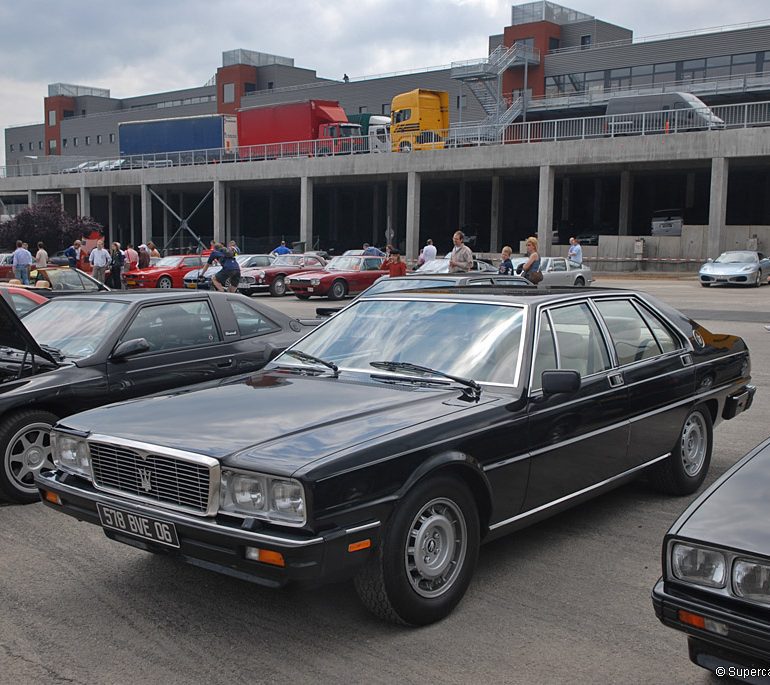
[
  {"left": 89, "top": 239, "right": 111, "bottom": 284},
  {"left": 34, "top": 242, "right": 48, "bottom": 268},
  {"left": 419, "top": 238, "right": 437, "bottom": 266},
  {"left": 568, "top": 237, "right": 583, "bottom": 265}
]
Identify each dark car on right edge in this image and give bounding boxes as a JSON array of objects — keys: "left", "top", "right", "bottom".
[{"left": 652, "top": 437, "right": 770, "bottom": 682}]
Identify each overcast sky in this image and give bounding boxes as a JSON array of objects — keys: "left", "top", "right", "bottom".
[{"left": 2, "top": 0, "right": 768, "bottom": 165}]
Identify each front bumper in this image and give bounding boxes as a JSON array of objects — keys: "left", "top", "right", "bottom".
[
  {"left": 288, "top": 282, "right": 327, "bottom": 297},
  {"left": 36, "top": 469, "right": 380, "bottom": 588},
  {"left": 652, "top": 579, "right": 770, "bottom": 677},
  {"left": 699, "top": 272, "right": 757, "bottom": 286}
]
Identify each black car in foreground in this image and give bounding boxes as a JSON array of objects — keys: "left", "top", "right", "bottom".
[
  {"left": 0, "top": 290, "right": 316, "bottom": 503},
  {"left": 652, "top": 437, "right": 770, "bottom": 682},
  {"left": 37, "top": 286, "right": 754, "bottom": 624}
]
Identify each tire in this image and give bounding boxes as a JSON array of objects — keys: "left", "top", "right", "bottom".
[
  {"left": 752, "top": 272, "right": 761, "bottom": 288},
  {"left": 399, "top": 141, "right": 412, "bottom": 153},
  {"left": 0, "top": 410, "right": 58, "bottom": 504},
  {"left": 269, "top": 276, "right": 287, "bottom": 297},
  {"left": 574, "top": 277, "right": 585, "bottom": 287},
  {"left": 328, "top": 280, "right": 347, "bottom": 301},
  {"left": 649, "top": 406, "right": 713, "bottom": 495},
  {"left": 354, "top": 475, "right": 480, "bottom": 626},
  {"left": 295, "top": 294, "right": 311, "bottom": 300},
  {"left": 157, "top": 276, "right": 173, "bottom": 289}
]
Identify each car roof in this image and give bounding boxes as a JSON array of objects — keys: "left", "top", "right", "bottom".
[
  {"left": 36, "top": 290, "right": 230, "bottom": 304},
  {"left": 363, "top": 285, "right": 629, "bottom": 304}
]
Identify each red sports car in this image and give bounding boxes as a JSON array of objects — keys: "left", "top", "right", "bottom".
[
  {"left": 287, "top": 254, "right": 385, "bottom": 300},
  {"left": 124, "top": 254, "right": 204, "bottom": 289},
  {"left": 239, "top": 253, "right": 327, "bottom": 296}
]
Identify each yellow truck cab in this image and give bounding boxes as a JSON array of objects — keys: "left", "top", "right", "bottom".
[{"left": 390, "top": 89, "right": 449, "bottom": 152}]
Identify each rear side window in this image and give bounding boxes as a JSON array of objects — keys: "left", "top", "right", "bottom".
[
  {"left": 229, "top": 301, "right": 279, "bottom": 337},
  {"left": 546, "top": 303, "right": 612, "bottom": 377},
  {"left": 594, "top": 299, "right": 666, "bottom": 365}
]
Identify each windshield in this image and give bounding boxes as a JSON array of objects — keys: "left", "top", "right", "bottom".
[
  {"left": 714, "top": 251, "right": 757, "bottom": 264},
  {"left": 340, "top": 125, "right": 361, "bottom": 137},
  {"left": 276, "top": 299, "right": 525, "bottom": 386},
  {"left": 156, "top": 256, "right": 180, "bottom": 267},
  {"left": 327, "top": 256, "right": 363, "bottom": 271},
  {"left": 44, "top": 269, "right": 101, "bottom": 291},
  {"left": 416, "top": 259, "right": 450, "bottom": 274},
  {"left": 364, "top": 278, "right": 457, "bottom": 295},
  {"left": 273, "top": 255, "right": 303, "bottom": 266},
  {"left": 22, "top": 299, "right": 129, "bottom": 358}
]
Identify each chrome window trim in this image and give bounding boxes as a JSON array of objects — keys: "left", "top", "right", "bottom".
[
  {"left": 489, "top": 452, "right": 670, "bottom": 531},
  {"left": 87, "top": 434, "right": 221, "bottom": 517}
]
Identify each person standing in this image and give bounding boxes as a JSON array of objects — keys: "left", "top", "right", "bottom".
[
  {"left": 200, "top": 242, "right": 241, "bottom": 293},
  {"left": 228, "top": 240, "right": 241, "bottom": 256},
  {"left": 124, "top": 244, "right": 138, "bottom": 271},
  {"left": 380, "top": 250, "right": 408, "bottom": 277},
  {"left": 568, "top": 237, "right": 583, "bottom": 265},
  {"left": 12, "top": 240, "right": 33, "bottom": 285},
  {"left": 109, "top": 242, "right": 125, "bottom": 289},
  {"left": 519, "top": 236, "right": 542, "bottom": 284},
  {"left": 34, "top": 242, "right": 49, "bottom": 269},
  {"left": 272, "top": 241, "right": 292, "bottom": 255},
  {"left": 64, "top": 240, "right": 82, "bottom": 269},
  {"left": 448, "top": 231, "right": 473, "bottom": 273},
  {"left": 89, "top": 239, "right": 110, "bottom": 284},
  {"left": 498, "top": 246, "right": 514, "bottom": 275},
  {"left": 147, "top": 241, "right": 161, "bottom": 258},
  {"left": 419, "top": 238, "right": 437, "bottom": 266},
  {"left": 362, "top": 243, "right": 385, "bottom": 257},
  {"left": 137, "top": 244, "right": 150, "bottom": 269}
]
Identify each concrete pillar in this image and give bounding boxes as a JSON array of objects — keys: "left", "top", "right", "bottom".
[
  {"left": 162, "top": 190, "right": 169, "bottom": 250},
  {"left": 372, "top": 185, "right": 380, "bottom": 245},
  {"left": 27, "top": 190, "right": 37, "bottom": 206},
  {"left": 79, "top": 186, "right": 91, "bottom": 218},
  {"left": 685, "top": 172, "right": 696, "bottom": 209},
  {"left": 490, "top": 176, "right": 502, "bottom": 252},
  {"left": 618, "top": 171, "right": 633, "bottom": 236},
  {"left": 405, "top": 171, "right": 421, "bottom": 263},
  {"left": 129, "top": 194, "right": 136, "bottom": 247},
  {"left": 458, "top": 180, "right": 467, "bottom": 229},
  {"left": 708, "top": 158, "right": 729, "bottom": 257},
  {"left": 300, "top": 176, "right": 314, "bottom": 248},
  {"left": 386, "top": 179, "right": 396, "bottom": 247},
  {"left": 140, "top": 184, "right": 152, "bottom": 244},
  {"left": 213, "top": 181, "right": 225, "bottom": 244},
  {"left": 225, "top": 186, "right": 233, "bottom": 242},
  {"left": 107, "top": 192, "right": 114, "bottom": 243},
  {"left": 234, "top": 189, "right": 241, "bottom": 245},
  {"left": 593, "top": 177, "right": 602, "bottom": 228},
  {"left": 537, "top": 165, "right": 555, "bottom": 253}
]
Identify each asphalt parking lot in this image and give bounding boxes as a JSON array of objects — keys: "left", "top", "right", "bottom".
[{"left": 1, "top": 275, "right": 768, "bottom": 685}]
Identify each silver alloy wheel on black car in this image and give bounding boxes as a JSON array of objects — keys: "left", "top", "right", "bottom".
[
  {"left": 0, "top": 410, "right": 58, "bottom": 504},
  {"left": 157, "top": 276, "right": 173, "bottom": 288},
  {"left": 680, "top": 410, "right": 709, "bottom": 477},
  {"left": 355, "top": 475, "right": 479, "bottom": 625}
]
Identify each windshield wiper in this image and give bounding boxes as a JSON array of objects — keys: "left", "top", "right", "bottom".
[
  {"left": 370, "top": 361, "right": 481, "bottom": 401},
  {"left": 39, "top": 344, "right": 65, "bottom": 361},
  {"left": 283, "top": 349, "right": 339, "bottom": 378}
]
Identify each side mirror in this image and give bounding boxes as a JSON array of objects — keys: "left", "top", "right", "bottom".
[
  {"left": 111, "top": 337, "right": 150, "bottom": 360},
  {"left": 540, "top": 369, "right": 581, "bottom": 396}
]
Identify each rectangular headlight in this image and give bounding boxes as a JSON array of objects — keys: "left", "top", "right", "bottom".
[
  {"left": 219, "top": 469, "right": 306, "bottom": 526},
  {"left": 51, "top": 432, "right": 92, "bottom": 479},
  {"left": 671, "top": 543, "right": 726, "bottom": 588},
  {"left": 733, "top": 558, "right": 770, "bottom": 605}
]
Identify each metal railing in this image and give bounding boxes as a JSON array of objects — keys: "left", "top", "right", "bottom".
[{"left": 2, "top": 100, "right": 769, "bottom": 179}]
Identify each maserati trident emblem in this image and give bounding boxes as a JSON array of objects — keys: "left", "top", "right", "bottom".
[{"left": 139, "top": 468, "right": 153, "bottom": 492}]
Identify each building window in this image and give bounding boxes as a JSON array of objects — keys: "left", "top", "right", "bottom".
[
  {"left": 38, "top": 141, "right": 43, "bottom": 150},
  {"left": 267, "top": 81, "right": 274, "bottom": 90},
  {"left": 73, "top": 137, "right": 78, "bottom": 147},
  {"left": 681, "top": 59, "right": 706, "bottom": 82},
  {"left": 381, "top": 103, "right": 390, "bottom": 116},
  {"left": 358, "top": 105, "right": 368, "bottom": 113},
  {"left": 223, "top": 83, "right": 235, "bottom": 103},
  {"left": 85, "top": 136, "right": 90, "bottom": 145},
  {"left": 545, "top": 76, "right": 564, "bottom": 96},
  {"left": 49, "top": 140, "right": 57, "bottom": 152},
  {"left": 29, "top": 141, "right": 33, "bottom": 151},
  {"left": 244, "top": 82, "right": 256, "bottom": 93},
  {"left": 631, "top": 64, "right": 653, "bottom": 87},
  {"left": 519, "top": 37, "right": 535, "bottom": 50},
  {"left": 580, "top": 35, "right": 592, "bottom": 49},
  {"left": 9, "top": 144, "right": 14, "bottom": 152},
  {"left": 456, "top": 94, "right": 467, "bottom": 110},
  {"left": 548, "top": 37, "right": 560, "bottom": 52},
  {"left": 731, "top": 52, "right": 758, "bottom": 76},
  {"left": 109, "top": 133, "right": 115, "bottom": 143},
  {"left": 62, "top": 139, "right": 68, "bottom": 148},
  {"left": 48, "top": 110, "right": 56, "bottom": 126},
  {"left": 608, "top": 67, "right": 631, "bottom": 91},
  {"left": 96, "top": 134, "right": 102, "bottom": 144},
  {"left": 653, "top": 62, "right": 676, "bottom": 85},
  {"left": 584, "top": 70, "right": 605, "bottom": 93},
  {"left": 706, "top": 55, "right": 731, "bottom": 78}
]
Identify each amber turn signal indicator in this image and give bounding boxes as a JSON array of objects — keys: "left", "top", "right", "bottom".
[
  {"left": 348, "top": 539, "right": 372, "bottom": 553},
  {"left": 43, "top": 490, "right": 61, "bottom": 505},
  {"left": 678, "top": 610, "right": 706, "bottom": 629}
]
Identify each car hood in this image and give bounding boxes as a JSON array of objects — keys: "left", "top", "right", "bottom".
[
  {"left": 701, "top": 262, "right": 756, "bottom": 274},
  {"left": 290, "top": 269, "right": 355, "bottom": 281},
  {"left": 0, "top": 295, "right": 58, "bottom": 365},
  {"left": 60, "top": 370, "right": 491, "bottom": 476},
  {"left": 674, "top": 441, "right": 770, "bottom": 556},
  {"left": 184, "top": 266, "right": 219, "bottom": 280}
]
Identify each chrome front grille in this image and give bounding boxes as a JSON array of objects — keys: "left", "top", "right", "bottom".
[{"left": 89, "top": 441, "right": 214, "bottom": 515}]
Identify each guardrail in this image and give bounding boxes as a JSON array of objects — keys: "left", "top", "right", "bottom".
[{"left": 3, "top": 100, "right": 770, "bottom": 178}]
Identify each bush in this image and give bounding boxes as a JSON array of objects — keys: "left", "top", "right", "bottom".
[{"left": 0, "top": 199, "right": 103, "bottom": 252}]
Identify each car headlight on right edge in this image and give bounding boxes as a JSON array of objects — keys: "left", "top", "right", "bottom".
[
  {"left": 51, "top": 431, "right": 92, "bottom": 479},
  {"left": 220, "top": 469, "right": 306, "bottom": 526},
  {"left": 671, "top": 542, "right": 726, "bottom": 588},
  {"left": 733, "top": 558, "right": 770, "bottom": 605}
]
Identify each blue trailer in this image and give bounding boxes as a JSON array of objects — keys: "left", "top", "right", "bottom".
[{"left": 118, "top": 114, "right": 238, "bottom": 164}]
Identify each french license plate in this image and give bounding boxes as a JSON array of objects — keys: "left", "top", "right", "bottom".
[
  {"left": 307, "top": 287, "right": 314, "bottom": 292},
  {"left": 185, "top": 282, "right": 197, "bottom": 289},
  {"left": 97, "top": 503, "right": 179, "bottom": 548},
  {"left": 126, "top": 280, "right": 136, "bottom": 286}
]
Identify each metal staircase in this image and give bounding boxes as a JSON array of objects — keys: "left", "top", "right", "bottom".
[{"left": 451, "top": 43, "right": 540, "bottom": 128}]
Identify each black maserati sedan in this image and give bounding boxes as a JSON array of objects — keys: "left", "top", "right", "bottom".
[
  {"left": 0, "top": 290, "right": 316, "bottom": 503},
  {"left": 652, "top": 437, "right": 770, "bottom": 682},
  {"left": 37, "top": 286, "right": 755, "bottom": 624}
]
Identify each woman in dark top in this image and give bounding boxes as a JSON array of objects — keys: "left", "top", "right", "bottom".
[{"left": 109, "top": 243, "right": 125, "bottom": 290}]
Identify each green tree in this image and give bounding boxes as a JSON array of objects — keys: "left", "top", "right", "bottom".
[{"left": 0, "top": 199, "right": 102, "bottom": 252}]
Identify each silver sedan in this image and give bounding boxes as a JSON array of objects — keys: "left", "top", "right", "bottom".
[
  {"left": 512, "top": 257, "right": 593, "bottom": 286},
  {"left": 699, "top": 251, "right": 770, "bottom": 288}
]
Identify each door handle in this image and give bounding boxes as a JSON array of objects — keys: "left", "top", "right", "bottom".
[
  {"left": 217, "top": 358, "right": 234, "bottom": 368},
  {"left": 607, "top": 372, "right": 624, "bottom": 387}
]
